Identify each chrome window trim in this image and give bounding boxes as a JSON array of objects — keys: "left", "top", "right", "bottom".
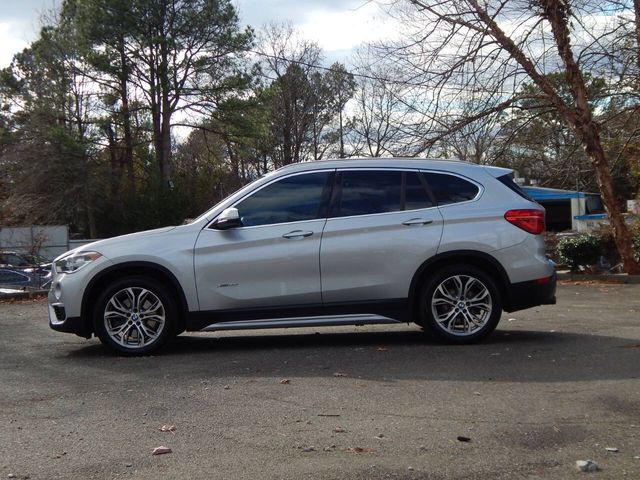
[{"left": 323, "top": 206, "right": 440, "bottom": 222}]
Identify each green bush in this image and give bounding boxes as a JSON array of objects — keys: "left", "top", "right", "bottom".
[
  {"left": 556, "top": 234, "right": 602, "bottom": 271},
  {"left": 634, "top": 235, "right": 640, "bottom": 263}
]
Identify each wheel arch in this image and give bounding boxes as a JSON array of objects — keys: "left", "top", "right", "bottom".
[
  {"left": 408, "top": 250, "right": 511, "bottom": 320},
  {"left": 81, "top": 261, "right": 189, "bottom": 336}
]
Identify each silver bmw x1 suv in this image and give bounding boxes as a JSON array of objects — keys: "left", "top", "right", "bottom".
[{"left": 48, "top": 158, "right": 556, "bottom": 354}]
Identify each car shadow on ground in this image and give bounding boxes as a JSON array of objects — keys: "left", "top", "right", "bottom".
[{"left": 62, "top": 327, "right": 640, "bottom": 384}]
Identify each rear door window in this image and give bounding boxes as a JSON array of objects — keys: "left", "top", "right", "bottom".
[
  {"left": 330, "top": 170, "right": 436, "bottom": 217},
  {"left": 331, "top": 170, "right": 402, "bottom": 217},
  {"left": 405, "top": 171, "right": 436, "bottom": 210}
]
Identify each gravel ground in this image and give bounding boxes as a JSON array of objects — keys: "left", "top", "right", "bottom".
[{"left": 1, "top": 283, "right": 639, "bottom": 479}]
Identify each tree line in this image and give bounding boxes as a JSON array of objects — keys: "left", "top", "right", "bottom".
[{"left": 0, "top": 0, "right": 639, "bottom": 272}]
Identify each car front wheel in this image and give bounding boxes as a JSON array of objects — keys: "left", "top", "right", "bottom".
[
  {"left": 419, "top": 265, "right": 502, "bottom": 343},
  {"left": 93, "top": 276, "right": 177, "bottom": 355}
]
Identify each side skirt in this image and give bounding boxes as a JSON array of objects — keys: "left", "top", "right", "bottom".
[
  {"left": 201, "top": 314, "right": 401, "bottom": 332},
  {"left": 185, "top": 299, "right": 409, "bottom": 332}
]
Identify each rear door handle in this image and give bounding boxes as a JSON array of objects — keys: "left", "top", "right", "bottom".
[
  {"left": 402, "top": 218, "right": 434, "bottom": 226},
  {"left": 282, "top": 230, "right": 314, "bottom": 239}
]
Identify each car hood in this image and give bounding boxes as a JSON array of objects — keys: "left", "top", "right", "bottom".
[{"left": 57, "top": 226, "right": 178, "bottom": 261}]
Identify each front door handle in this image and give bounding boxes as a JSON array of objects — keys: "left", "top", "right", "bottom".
[
  {"left": 402, "top": 218, "right": 434, "bottom": 226},
  {"left": 282, "top": 230, "right": 314, "bottom": 239}
]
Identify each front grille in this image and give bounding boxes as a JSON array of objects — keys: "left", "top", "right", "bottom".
[{"left": 53, "top": 305, "right": 66, "bottom": 321}]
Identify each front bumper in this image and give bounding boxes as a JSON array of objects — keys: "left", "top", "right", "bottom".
[
  {"left": 48, "top": 294, "right": 92, "bottom": 338},
  {"left": 47, "top": 255, "right": 112, "bottom": 339},
  {"left": 49, "top": 311, "right": 90, "bottom": 338},
  {"left": 504, "top": 272, "right": 557, "bottom": 313}
]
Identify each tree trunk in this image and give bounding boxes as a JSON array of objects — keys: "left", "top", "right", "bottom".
[
  {"left": 160, "top": 108, "right": 172, "bottom": 185},
  {"left": 312, "top": 102, "right": 319, "bottom": 161},
  {"left": 118, "top": 36, "right": 135, "bottom": 196},
  {"left": 148, "top": 41, "right": 164, "bottom": 184},
  {"left": 339, "top": 108, "right": 344, "bottom": 158},
  {"left": 159, "top": 21, "right": 172, "bottom": 186},
  {"left": 282, "top": 123, "right": 293, "bottom": 166},
  {"left": 635, "top": 0, "right": 640, "bottom": 78},
  {"left": 575, "top": 123, "right": 639, "bottom": 273},
  {"left": 83, "top": 182, "right": 97, "bottom": 238},
  {"left": 468, "top": 0, "right": 639, "bottom": 273},
  {"left": 106, "top": 123, "right": 120, "bottom": 197},
  {"left": 540, "top": 0, "right": 639, "bottom": 273}
]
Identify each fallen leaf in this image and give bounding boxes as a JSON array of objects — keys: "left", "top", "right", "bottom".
[
  {"left": 333, "top": 372, "right": 348, "bottom": 377},
  {"left": 334, "top": 426, "right": 347, "bottom": 433},
  {"left": 346, "top": 447, "right": 375, "bottom": 454},
  {"left": 457, "top": 436, "right": 471, "bottom": 442},
  {"left": 152, "top": 446, "right": 172, "bottom": 455},
  {"left": 159, "top": 425, "right": 176, "bottom": 433},
  {"left": 279, "top": 379, "right": 291, "bottom": 384},
  {"left": 375, "top": 347, "right": 388, "bottom": 352}
]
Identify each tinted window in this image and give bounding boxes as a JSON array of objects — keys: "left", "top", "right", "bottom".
[
  {"left": 333, "top": 171, "right": 401, "bottom": 217},
  {"left": 423, "top": 173, "right": 479, "bottom": 205},
  {"left": 497, "top": 174, "right": 534, "bottom": 201},
  {"left": 405, "top": 172, "right": 436, "bottom": 210},
  {"left": 235, "top": 172, "right": 329, "bottom": 227},
  {"left": 6, "top": 254, "right": 28, "bottom": 266}
]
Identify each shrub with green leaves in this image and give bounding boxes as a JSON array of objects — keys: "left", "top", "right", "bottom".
[{"left": 556, "top": 234, "right": 602, "bottom": 271}]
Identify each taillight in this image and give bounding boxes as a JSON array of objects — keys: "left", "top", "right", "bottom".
[{"left": 504, "top": 209, "right": 545, "bottom": 234}]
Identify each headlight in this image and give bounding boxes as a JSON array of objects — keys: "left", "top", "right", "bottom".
[{"left": 54, "top": 251, "right": 102, "bottom": 274}]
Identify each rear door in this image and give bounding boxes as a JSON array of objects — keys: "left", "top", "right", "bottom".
[{"left": 320, "top": 169, "right": 444, "bottom": 304}]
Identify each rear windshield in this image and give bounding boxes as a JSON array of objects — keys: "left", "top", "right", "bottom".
[{"left": 497, "top": 174, "right": 534, "bottom": 201}]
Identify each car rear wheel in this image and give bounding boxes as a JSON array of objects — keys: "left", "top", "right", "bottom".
[
  {"left": 93, "top": 276, "right": 177, "bottom": 355},
  {"left": 418, "top": 264, "right": 501, "bottom": 343}
]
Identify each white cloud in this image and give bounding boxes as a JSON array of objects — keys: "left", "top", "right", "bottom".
[
  {"left": 0, "top": 22, "right": 30, "bottom": 68},
  {"left": 0, "top": 0, "right": 398, "bottom": 69},
  {"left": 297, "top": 2, "right": 396, "bottom": 54}
]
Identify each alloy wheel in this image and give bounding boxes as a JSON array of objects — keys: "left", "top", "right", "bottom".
[
  {"left": 103, "top": 287, "right": 166, "bottom": 348},
  {"left": 430, "top": 274, "right": 492, "bottom": 336}
]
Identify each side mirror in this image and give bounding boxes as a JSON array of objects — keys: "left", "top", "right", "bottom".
[{"left": 213, "top": 207, "right": 242, "bottom": 230}]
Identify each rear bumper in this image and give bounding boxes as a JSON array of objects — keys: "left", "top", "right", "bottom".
[{"left": 504, "top": 272, "right": 557, "bottom": 313}]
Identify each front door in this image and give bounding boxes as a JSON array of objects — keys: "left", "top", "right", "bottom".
[{"left": 194, "top": 171, "right": 332, "bottom": 312}]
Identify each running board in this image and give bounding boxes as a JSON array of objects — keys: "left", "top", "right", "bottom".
[{"left": 200, "top": 314, "right": 401, "bottom": 332}]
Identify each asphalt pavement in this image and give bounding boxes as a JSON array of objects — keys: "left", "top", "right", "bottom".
[{"left": 1, "top": 283, "right": 639, "bottom": 479}]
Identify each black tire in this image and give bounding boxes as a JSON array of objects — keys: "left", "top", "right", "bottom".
[
  {"left": 417, "top": 264, "right": 502, "bottom": 344},
  {"left": 93, "top": 276, "right": 178, "bottom": 355}
]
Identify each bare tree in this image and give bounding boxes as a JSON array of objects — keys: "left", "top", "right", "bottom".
[
  {"left": 375, "top": 0, "right": 640, "bottom": 273},
  {"left": 257, "top": 23, "right": 324, "bottom": 166},
  {"left": 440, "top": 103, "right": 503, "bottom": 164},
  {"left": 349, "top": 48, "right": 425, "bottom": 157}
]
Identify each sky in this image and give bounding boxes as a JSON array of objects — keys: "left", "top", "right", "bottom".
[{"left": 0, "top": 0, "right": 394, "bottom": 68}]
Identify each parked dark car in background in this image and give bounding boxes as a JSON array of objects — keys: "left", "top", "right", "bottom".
[{"left": 0, "top": 251, "right": 52, "bottom": 289}]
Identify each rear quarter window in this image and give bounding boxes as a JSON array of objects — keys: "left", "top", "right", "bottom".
[
  {"left": 496, "top": 174, "right": 534, "bottom": 201},
  {"left": 423, "top": 172, "right": 479, "bottom": 206}
]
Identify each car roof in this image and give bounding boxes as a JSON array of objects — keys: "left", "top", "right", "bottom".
[{"left": 274, "top": 157, "right": 511, "bottom": 177}]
